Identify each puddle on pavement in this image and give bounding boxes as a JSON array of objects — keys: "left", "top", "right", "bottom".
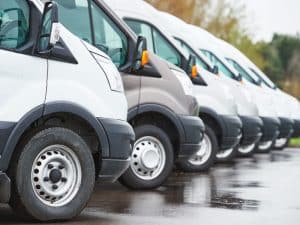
[{"left": 88, "top": 168, "right": 260, "bottom": 216}]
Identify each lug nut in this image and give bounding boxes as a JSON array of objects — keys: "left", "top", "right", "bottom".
[
  {"left": 52, "top": 185, "right": 58, "bottom": 190},
  {"left": 48, "top": 164, "right": 54, "bottom": 169},
  {"left": 58, "top": 165, "right": 65, "bottom": 170},
  {"left": 61, "top": 177, "right": 67, "bottom": 182}
]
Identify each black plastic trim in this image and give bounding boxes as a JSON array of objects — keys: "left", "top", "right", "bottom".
[
  {"left": 137, "top": 104, "right": 186, "bottom": 144},
  {"left": 98, "top": 158, "right": 131, "bottom": 182},
  {"left": 239, "top": 116, "right": 263, "bottom": 146},
  {"left": 260, "top": 116, "right": 281, "bottom": 142},
  {"left": 0, "top": 172, "right": 10, "bottom": 203},
  {"left": 292, "top": 119, "right": 300, "bottom": 138},
  {"left": 278, "top": 117, "right": 294, "bottom": 139},
  {"left": 99, "top": 118, "right": 135, "bottom": 159},
  {"left": 200, "top": 107, "right": 242, "bottom": 150}
]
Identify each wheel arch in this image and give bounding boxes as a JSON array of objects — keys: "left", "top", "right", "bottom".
[
  {"left": 128, "top": 104, "right": 185, "bottom": 157},
  {"left": 0, "top": 101, "right": 109, "bottom": 171}
]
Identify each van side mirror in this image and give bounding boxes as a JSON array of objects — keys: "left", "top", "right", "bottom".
[
  {"left": 187, "top": 54, "right": 198, "bottom": 79},
  {"left": 37, "top": 1, "right": 60, "bottom": 53},
  {"left": 132, "top": 36, "right": 149, "bottom": 71},
  {"left": 212, "top": 65, "right": 219, "bottom": 75}
]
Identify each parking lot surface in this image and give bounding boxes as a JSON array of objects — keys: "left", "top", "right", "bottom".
[{"left": 1, "top": 148, "right": 300, "bottom": 225}]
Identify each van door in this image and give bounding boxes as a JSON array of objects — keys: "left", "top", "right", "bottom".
[
  {"left": 0, "top": 0, "right": 47, "bottom": 123},
  {"left": 56, "top": 0, "right": 141, "bottom": 111}
]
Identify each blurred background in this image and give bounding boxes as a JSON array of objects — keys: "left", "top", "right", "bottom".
[{"left": 146, "top": 0, "right": 300, "bottom": 100}]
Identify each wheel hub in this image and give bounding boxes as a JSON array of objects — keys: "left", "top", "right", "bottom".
[
  {"left": 49, "top": 169, "right": 62, "bottom": 184},
  {"left": 141, "top": 149, "right": 160, "bottom": 169},
  {"left": 130, "top": 136, "right": 166, "bottom": 181}
]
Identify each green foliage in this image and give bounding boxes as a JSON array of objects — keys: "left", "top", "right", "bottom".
[{"left": 290, "top": 138, "right": 300, "bottom": 147}]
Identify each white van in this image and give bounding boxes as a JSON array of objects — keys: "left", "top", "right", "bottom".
[
  {"left": 104, "top": 0, "right": 246, "bottom": 166},
  {"left": 158, "top": 12, "right": 267, "bottom": 158},
  {"left": 0, "top": 0, "right": 134, "bottom": 221},
  {"left": 218, "top": 40, "right": 296, "bottom": 150},
  {"left": 185, "top": 25, "right": 281, "bottom": 153}
]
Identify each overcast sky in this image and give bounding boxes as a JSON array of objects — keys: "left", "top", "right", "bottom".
[{"left": 226, "top": 0, "right": 300, "bottom": 41}]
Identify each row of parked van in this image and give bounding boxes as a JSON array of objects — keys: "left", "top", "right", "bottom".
[{"left": 0, "top": 0, "right": 299, "bottom": 222}]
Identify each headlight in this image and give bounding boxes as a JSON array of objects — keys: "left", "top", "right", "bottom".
[
  {"left": 171, "top": 69, "right": 193, "bottom": 96},
  {"left": 92, "top": 53, "right": 124, "bottom": 92}
]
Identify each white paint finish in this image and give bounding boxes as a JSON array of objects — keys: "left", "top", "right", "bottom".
[
  {"left": 0, "top": 49, "right": 47, "bottom": 122},
  {"left": 45, "top": 26, "right": 128, "bottom": 121}
]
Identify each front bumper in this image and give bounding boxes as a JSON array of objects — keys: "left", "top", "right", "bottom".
[
  {"left": 239, "top": 116, "right": 263, "bottom": 146},
  {"left": 177, "top": 115, "right": 205, "bottom": 159},
  {"left": 219, "top": 115, "right": 242, "bottom": 150},
  {"left": 259, "top": 117, "right": 280, "bottom": 142},
  {"left": 292, "top": 119, "right": 300, "bottom": 137},
  {"left": 98, "top": 118, "right": 135, "bottom": 182},
  {"left": 278, "top": 117, "right": 294, "bottom": 139},
  {"left": 0, "top": 172, "right": 10, "bottom": 203}
]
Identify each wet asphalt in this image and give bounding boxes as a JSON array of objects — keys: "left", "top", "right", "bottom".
[{"left": 1, "top": 148, "right": 300, "bottom": 225}]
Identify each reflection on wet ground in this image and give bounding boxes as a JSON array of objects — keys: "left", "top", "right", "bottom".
[{"left": 1, "top": 148, "right": 300, "bottom": 225}]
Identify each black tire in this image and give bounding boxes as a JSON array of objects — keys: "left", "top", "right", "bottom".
[
  {"left": 8, "top": 127, "right": 95, "bottom": 222},
  {"left": 177, "top": 125, "right": 217, "bottom": 172},
  {"left": 119, "top": 124, "right": 174, "bottom": 190}
]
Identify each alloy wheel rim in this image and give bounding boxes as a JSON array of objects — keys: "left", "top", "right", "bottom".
[{"left": 31, "top": 144, "right": 82, "bottom": 207}]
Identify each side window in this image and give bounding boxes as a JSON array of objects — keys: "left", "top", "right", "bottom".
[
  {"left": 201, "top": 49, "right": 235, "bottom": 78},
  {"left": 0, "top": 0, "right": 30, "bottom": 49},
  {"left": 174, "top": 38, "right": 209, "bottom": 71},
  {"left": 91, "top": 1, "right": 128, "bottom": 68},
  {"left": 56, "top": 0, "right": 92, "bottom": 43},
  {"left": 227, "top": 58, "right": 255, "bottom": 83},
  {"left": 125, "top": 19, "right": 181, "bottom": 66},
  {"left": 125, "top": 20, "right": 154, "bottom": 52},
  {"left": 152, "top": 29, "right": 181, "bottom": 66}
]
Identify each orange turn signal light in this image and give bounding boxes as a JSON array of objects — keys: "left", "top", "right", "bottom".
[
  {"left": 141, "top": 50, "right": 149, "bottom": 66},
  {"left": 191, "top": 65, "right": 198, "bottom": 78}
]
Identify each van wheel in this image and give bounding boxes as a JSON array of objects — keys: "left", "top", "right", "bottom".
[
  {"left": 237, "top": 143, "right": 256, "bottom": 157},
  {"left": 216, "top": 147, "right": 238, "bottom": 163},
  {"left": 255, "top": 140, "right": 274, "bottom": 153},
  {"left": 119, "top": 124, "right": 174, "bottom": 190},
  {"left": 274, "top": 138, "right": 289, "bottom": 150},
  {"left": 9, "top": 127, "right": 95, "bottom": 221},
  {"left": 177, "top": 126, "right": 217, "bottom": 172}
]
